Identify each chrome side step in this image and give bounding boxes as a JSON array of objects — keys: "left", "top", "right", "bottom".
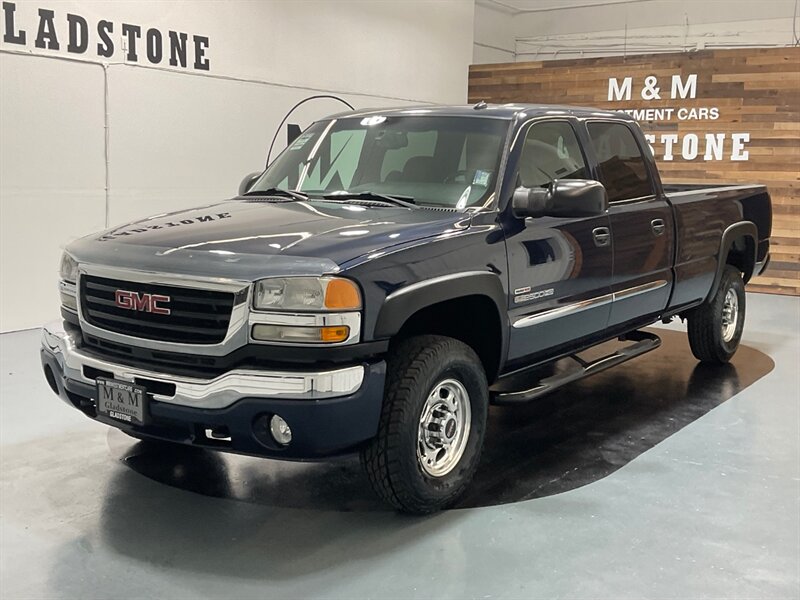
[{"left": 491, "top": 330, "right": 662, "bottom": 405}]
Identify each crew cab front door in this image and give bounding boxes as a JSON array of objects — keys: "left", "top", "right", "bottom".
[{"left": 503, "top": 119, "right": 613, "bottom": 364}]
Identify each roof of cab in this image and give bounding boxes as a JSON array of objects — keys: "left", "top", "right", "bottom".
[{"left": 326, "top": 103, "right": 633, "bottom": 121}]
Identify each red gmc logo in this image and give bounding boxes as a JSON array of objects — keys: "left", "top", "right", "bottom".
[{"left": 114, "top": 290, "right": 171, "bottom": 315}]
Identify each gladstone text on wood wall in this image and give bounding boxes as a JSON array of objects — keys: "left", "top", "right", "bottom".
[{"left": 469, "top": 48, "right": 800, "bottom": 296}]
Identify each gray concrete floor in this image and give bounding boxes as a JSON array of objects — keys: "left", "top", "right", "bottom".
[{"left": 1, "top": 293, "right": 798, "bottom": 600}]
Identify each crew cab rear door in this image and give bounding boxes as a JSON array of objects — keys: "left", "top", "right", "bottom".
[
  {"left": 583, "top": 120, "right": 675, "bottom": 326},
  {"left": 503, "top": 119, "right": 613, "bottom": 362}
]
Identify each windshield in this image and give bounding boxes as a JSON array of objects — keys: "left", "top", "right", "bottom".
[{"left": 250, "top": 115, "right": 509, "bottom": 209}]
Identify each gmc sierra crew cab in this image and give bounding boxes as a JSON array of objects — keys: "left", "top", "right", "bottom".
[{"left": 41, "top": 104, "right": 772, "bottom": 513}]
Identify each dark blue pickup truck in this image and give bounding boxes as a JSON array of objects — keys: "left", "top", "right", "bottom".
[{"left": 41, "top": 104, "right": 771, "bottom": 513}]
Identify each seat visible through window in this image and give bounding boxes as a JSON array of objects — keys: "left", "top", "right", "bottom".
[{"left": 518, "top": 121, "right": 587, "bottom": 188}]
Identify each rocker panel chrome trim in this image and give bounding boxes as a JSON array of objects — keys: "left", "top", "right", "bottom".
[
  {"left": 512, "top": 280, "right": 669, "bottom": 329},
  {"left": 612, "top": 279, "right": 669, "bottom": 301},
  {"left": 513, "top": 293, "right": 613, "bottom": 329}
]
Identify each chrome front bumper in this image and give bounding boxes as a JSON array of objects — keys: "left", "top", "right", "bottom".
[{"left": 41, "top": 320, "right": 366, "bottom": 410}]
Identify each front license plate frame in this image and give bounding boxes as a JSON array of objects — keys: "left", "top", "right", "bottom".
[{"left": 96, "top": 378, "right": 148, "bottom": 426}]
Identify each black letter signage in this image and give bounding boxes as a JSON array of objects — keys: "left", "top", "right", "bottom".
[
  {"left": 34, "top": 8, "right": 59, "bottom": 49},
  {"left": 6, "top": 7, "right": 211, "bottom": 71},
  {"left": 66, "top": 13, "right": 87, "bottom": 53},
  {"left": 2, "top": 2, "right": 26, "bottom": 44}
]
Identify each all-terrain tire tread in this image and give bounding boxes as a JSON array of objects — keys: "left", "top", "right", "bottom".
[
  {"left": 687, "top": 265, "right": 744, "bottom": 364},
  {"left": 361, "top": 335, "right": 485, "bottom": 514}
]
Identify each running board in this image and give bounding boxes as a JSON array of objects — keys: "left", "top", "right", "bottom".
[{"left": 491, "top": 330, "right": 661, "bottom": 405}]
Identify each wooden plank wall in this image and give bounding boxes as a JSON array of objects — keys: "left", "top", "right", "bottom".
[{"left": 469, "top": 48, "right": 800, "bottom": 295}]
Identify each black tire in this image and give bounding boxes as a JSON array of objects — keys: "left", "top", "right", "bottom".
[
  {"left": 687, "top": 265, "right": 746, "bottom": 364},
  {"left": 361, "top": 335, "right": 489, "bottom": 514}
]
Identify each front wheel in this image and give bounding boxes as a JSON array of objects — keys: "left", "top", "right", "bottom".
[
  {"left": 687, "top": 265, "right": 746, "bottom": 364},
  {"left": 361, "top": 335, "right": 488, "bottom": 514}
]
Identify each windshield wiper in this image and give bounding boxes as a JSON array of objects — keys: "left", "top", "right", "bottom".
[
  {"left": 242, "top": 187, "right": 308, "bottom": 201},
  {"left": 322, "top": 191, "right": 417, "bottom": 208}
]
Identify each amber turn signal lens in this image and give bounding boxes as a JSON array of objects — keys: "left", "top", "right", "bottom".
[
  {"left": 324, "top": 279, "right": 361, "bottom": 310},
  {"left": 320, "top": 326, "right": 350, "bottom": 342},
  {"left": 252, "top": 324, "right": 351, "bottom": 343}
]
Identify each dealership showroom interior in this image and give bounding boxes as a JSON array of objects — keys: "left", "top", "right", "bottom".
[{"left": 1, "top": 0, "right": 799, "bottom": 598}]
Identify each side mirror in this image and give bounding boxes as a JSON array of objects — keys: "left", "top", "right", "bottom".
[
  {"left": 238, "top": 171, "right": 262, "bottom": 196},
  {"left": 512, "top": 179, "right": 608, "bottom": 219}
]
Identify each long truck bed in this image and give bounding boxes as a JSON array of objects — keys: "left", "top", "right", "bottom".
[{"left": 663, "top": 183, "right": 772, "bottom": 312}]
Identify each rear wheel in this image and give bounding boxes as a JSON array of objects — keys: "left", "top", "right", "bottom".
[
  {"left": 361, "top": 335, "right": 488, "bottom": 514},
  {"left": 687, "top": 265, "right": 746, "bottom": 364}
]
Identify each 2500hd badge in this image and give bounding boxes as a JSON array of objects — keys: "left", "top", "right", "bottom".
[{"left": 41, "top": 103, "right": 771, "bottom": 514}]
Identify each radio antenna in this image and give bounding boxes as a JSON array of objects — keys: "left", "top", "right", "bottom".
[{"left": 265, "top": 95, "right": 355, "bottom": 168}]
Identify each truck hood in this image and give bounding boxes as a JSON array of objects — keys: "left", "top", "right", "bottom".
[{"left": 67, "top": 199, "right": 471, "bottom": 281}]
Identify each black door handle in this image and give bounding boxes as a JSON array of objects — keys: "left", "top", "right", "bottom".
[
  {"left": 592, "top": 227, "right": 611, "bottom": 247},
  {"left": 651, "top": 219, "right": 666, "bottom": 236}
]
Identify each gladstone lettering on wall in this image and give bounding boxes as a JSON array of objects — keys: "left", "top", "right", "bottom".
[
  {"left": 1, "top": 1, "right": 210, "bottom": 70},
  {"left": 606, "top": 73, "right": 749, "bottom": 161}
]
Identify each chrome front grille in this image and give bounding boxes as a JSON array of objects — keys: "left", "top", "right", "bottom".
[{"left": 80, "top": 275, "right": 236, "bottom": 344}]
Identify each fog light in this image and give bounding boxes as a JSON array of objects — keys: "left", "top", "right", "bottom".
[
  {"left": 269, "top": 415, "right": 292, "bottom": 446},
  {"left": 60, "top": 291, "right": 77, "bottom": 311}
]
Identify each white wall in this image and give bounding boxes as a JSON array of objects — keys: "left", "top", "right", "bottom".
[
  {"left": 473, "top": 2, "right": 515, "bottom": 64},
  {"left": 473, "top": 0, "right": 798, "bottom": 62},
  {"left": 0, "top": 54, "right": 108, "bottom": 332},
  {"left": 0, "top": 0, "right": 475, "bottom": 332}
]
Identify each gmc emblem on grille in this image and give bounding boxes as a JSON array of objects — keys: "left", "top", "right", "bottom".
[{"left": 114, "top": 290, "right": 171, "bottom": 315}]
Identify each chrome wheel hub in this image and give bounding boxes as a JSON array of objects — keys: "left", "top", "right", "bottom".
[
  {"left": 417, "top": 378, "right": 471, "bottom": 478},
  {"left": 721, "top": 288, "right": 739, "bottom": 343}
]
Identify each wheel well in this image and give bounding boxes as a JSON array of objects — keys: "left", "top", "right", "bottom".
[
  {"left": 726, "top": 235, "right": 756, "bottom": 283},
  {"left": 392, "top": 295, "right": 502, "bottom": 382}
]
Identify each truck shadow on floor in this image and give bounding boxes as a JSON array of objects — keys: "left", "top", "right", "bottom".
[{"left": 109, "top": 329, "right": 774, "bottom": 512}]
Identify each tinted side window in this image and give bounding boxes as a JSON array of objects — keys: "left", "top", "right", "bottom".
[
  {"left": 586, "top": 122, "right": 653, "bottom": 202},
  {"left": 518, "top": 121, "right": 587, "bottom": 188}
]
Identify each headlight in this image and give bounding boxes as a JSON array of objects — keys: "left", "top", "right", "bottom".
[
  {"left": 253, "top": 277, "right": 361, "bottom": 311},
  {"left": 59, "top": 253, "right": 78, "bottom": 283}
]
